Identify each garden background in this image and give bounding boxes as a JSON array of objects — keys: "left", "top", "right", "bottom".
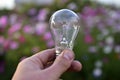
[{"left": 0, "top": 0, "right": 120, "bottom": 80}]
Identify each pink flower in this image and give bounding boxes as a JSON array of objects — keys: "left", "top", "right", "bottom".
[
  {"left": 38, "top": 9, "right": 48, "bottom": 21},
  {"left": 0, "top": 36, "right": 5, "bottom": 44},
  {"left": 84, "top": 35, "right": 93, "bottom": 44},
  {"left": 8, "top": 23, "right": 21, "bottom": 35},
  {"left": 35, "top": 22, "right": 47, "bottom": 35},
  {"left": 19, "top": 36, "right": 26, "bottom": 43},
  {"left": 82, "top": 6, "right": 97, "bottom": 16},
  {"left": 96, "top": 7, "right": 107, "bottom": 14},
  {"left": 0, "top": 16, "right": 8, "bottom": 27},
  {"left": 23, "top": 25, "right": 33, "bottom": 34},
  {"left": 9, "top": 41, "right": 19, "bottom": 50},
  {"left": 43, "top": 32, "right": 52, "bottom": 41},
  {"left": 3, "top": 40, "right": 10, "bottom": 50},
  {"left": 47, "top": 40, "right": 55, "bottom": 48}
]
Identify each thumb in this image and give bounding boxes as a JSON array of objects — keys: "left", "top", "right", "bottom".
[{"left": 44, "top": 49, "right": 74, "bottom": 79}]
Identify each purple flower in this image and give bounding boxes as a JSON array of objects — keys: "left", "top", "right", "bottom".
[
  {"left": 113, "top": 24, "right": 120, "bottom": 32},
  {"left": 82, "top": 6, "right": 97, "bottom": 16},
  {"left": 86, "top": 17, "right": 94, "bottom": 28},
  {"left": 43, "top": 32, "right": 52, "bottom": 41},
  {"left": 96, "top": 7, "right": 107, "bottom": 14},
  {"left": 0, "top": 16, "right": 8, "bottom": 27},
  {"left": 0, "top": 36, "right": 5, "bottom": 44},
  {"left": 35, "top": 22, "right": 47, "bottom": 35},
  {"left": 84, "top": 34, "right": 93, "bottom": 44},
  {"left": 46, "top": 40, "right": 54, "bottom": 48},
  {"left": 9, "top": 14, "right": 17, "bottom": 25},
  {"left": 28, "top": 8, "right": 37, "bottom": 16},
  {"left": 114, "top": 45, "right": 120, "bottom": 53},
  {"left": 38, "top": 9, "right": 48, "bottom": 21},
  {"left": 23, "top": 25, "right": 33, "bottom": 34},
  {"left": 81, "top": 15, "right": 95, "bottom": 28},
  {"left": 109, "top": 10, "right": 120, "bottom": 20},
  {"left": 67, "top": 2, "right": 77, "bottom": 10},
  {"left": 105, "top": 18, "right": 115, "bottom": 26},
  {"left": 97, "top": 22, "right": 105, "bottom": 31},
  {"left": 9, "top": 41, "right": 19, "bottom": 50},
  {"left": 93, "top": 68, "right": 102, "bottom": 77}
]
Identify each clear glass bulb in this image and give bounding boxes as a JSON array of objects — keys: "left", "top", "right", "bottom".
[{"left": 50, "top": 9, "right": 80, "bottom": 55}]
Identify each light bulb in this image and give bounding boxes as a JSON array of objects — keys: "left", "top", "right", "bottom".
[{"left": 50, "top": 9, "right": 80, "bottom": 55}]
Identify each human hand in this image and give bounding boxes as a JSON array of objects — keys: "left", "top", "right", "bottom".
[{"left": 12, "top": 48, "right": 82, "bottom": 80}]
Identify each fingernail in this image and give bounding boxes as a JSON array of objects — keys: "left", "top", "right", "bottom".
[{"left": 63, "top": 50, "right": 74, "bottom": 60}]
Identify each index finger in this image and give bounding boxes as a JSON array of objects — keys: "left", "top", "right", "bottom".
[{"left": 30, "top": 48, "right": 55, "bottom": 65}]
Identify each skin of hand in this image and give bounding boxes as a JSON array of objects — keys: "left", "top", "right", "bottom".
[{"left": 12, "top": 48, "right": 82, "bottom": 80}]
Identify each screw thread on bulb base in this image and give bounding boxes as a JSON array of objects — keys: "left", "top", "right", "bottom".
[
  {"left": 56, "top": 53, "right": 60, "bottom": 56},
  {"left": 55, "top": 46, "right": 73, "bottom": 56},
  {"left": 55, "top": 49, "right": 61, "bottom": 56}
]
